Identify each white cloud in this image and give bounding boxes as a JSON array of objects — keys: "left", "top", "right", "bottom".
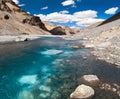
[
  {"left": 27, "top": 12, "right": 30, "bottom": 14},
  {"left": 41, "top": 6, "right": 48, "bottom": 10},
  {"left": 37, "top": 12, "right": 71, "bottom": 23},
  {"left": 76, "top": 18, "right": 104, "bottom": 27},
  {"left": 105, "top": 7, "right": 119, "bottom": 15},
  {"left": 60, "top": 10, "right": 69, "bottom": 14},
  {"left": 18, "top": 4, "right": 25, "bottom": 7},
  {"left": 61, "top": 0, "right": 75, "bottom": 6},
  {"left": 12, "top": 0, "right": 25, "bottom": 7},
  {"left": 12, "top": 0, "right": 19, "bottom": 4},
  {"left": 36, "top": 10, "right": 104, "bottom": 27},
  {"left": 73, "top": 10, "right": 97, "bottom": 18}
]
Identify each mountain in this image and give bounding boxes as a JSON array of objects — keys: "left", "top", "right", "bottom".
[
  {"left": 73, "top": 11, "right": 120, "bottom": 41},
  {"left": 43, "top": 21, "right": 76, "bottom": 35},
  {"left": 0, "top": 0, "right": 75, "bottom": 36},
  {"left": 0, "top": 0, "right": 51, "bottom": 35},
  {"left": 98, "top": 12, "right": 120, "bottom": 26}
]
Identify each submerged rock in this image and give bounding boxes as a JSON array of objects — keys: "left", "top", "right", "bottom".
[
  {"left": 39, "top": 93, "right": 50, "bottom": 98},
  {"left": 71, "top": 45, "right": 81, "bottom": 49},
  {"left": 18, "top": 75, "right": 37, "bottom": 85},
  {"left": 41, "top": 49, "right": 63, "bottom": 55},
  {"left": 70, "top": 84, "right": 95, "bottom": 99},
  {"left": 79, "top": 75, "right": 100, "bottom": 86},
  {"left": 18, "top": 90, "right": 34, "bottom": 99},
  {"left": 99, "top": 83, "right": 120, "bottom": 97},
  {"left": 39, "top": 85, "right": 51, "bottom": 92}
]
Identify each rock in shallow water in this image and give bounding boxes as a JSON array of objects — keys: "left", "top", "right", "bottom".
[
  {"left": 70, "top": 84, "right": 95, "bottom": 99},
  {"left": 80, "top": 75, "right": 100, "bottom": 86},
  {"left": 41, "top": 49, "right": 63, "bottom": 55},
  {"left": 18, "top": 75, "right": 37, "bottom": 85},
  {"left": 18, "top": 90, "right": 34, "bottom": 99}
]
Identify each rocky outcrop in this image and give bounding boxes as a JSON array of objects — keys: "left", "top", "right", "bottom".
[
  {"left": 22, "top": 16, "right": 48, "bottom": 31},
  {"left": 0, "top": 0, "right": 12, "bottom": 12},
  {"left": 43, "top": 21, "right": 76, "bottom": 35},
  {"left": 50, "top": 26, "right": 66, "bottom": 35},
  {"left": 70, "top": 84, "right": 95, "bottom": 99}
]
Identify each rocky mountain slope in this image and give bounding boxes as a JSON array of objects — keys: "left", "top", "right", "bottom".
[
  {"left": 74, "top": 12, "right": 120, "bottom": 41},
  {"left": 0, "top": 0, "right": 51, "bottom": 35},
  {"left": 98, "top": 12, "right": 120, "bottom": 26},
  {"left": 0, "top": 0, "right": 75, "bottom": 36},
  {"left": 74, "top": 12, "right": 120, "bottom": 68}
]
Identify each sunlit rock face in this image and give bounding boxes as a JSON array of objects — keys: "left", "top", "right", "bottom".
[
  {"left": 70, "top": 84, "right": 95, "bottom": 99},
  {"left": 79, "top": 74, "right": 100, "bottom": 86}
]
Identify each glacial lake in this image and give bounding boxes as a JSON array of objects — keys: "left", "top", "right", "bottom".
[{"left": 0, "top": 37, "right": 120, "bottom": 99}]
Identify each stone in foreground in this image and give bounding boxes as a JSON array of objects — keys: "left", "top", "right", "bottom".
[
  {"left": 80, "top": 75, "right": 100, "bottom": 86},
  {"left": 70, "top": 84, "right": 95, "bottom": 99}
]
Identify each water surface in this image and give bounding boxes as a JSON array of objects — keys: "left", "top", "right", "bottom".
[{"left": 0, "top": 37, "right": 120, "bottom": 99}]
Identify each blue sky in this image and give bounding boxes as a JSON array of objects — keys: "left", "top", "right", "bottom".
[{"left": 13, "top": 0, "right": 120, "bottom": 28}]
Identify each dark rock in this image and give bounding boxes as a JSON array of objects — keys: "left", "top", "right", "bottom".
[
  {"left": 24, "top": 38, "right": 28, "bottom": 41},
  {"left": 21, "top": 33, "right": 29, "bottom": 35},
  {"left": 50, "top": 26, "right": 66, "bottom": 35},
  {"left": 70, "top": 31, "right": 75, "bottom": 34},
  {"left": 4, "top": 14, "right": 9, "bottom": 20},
  {"left": 22, "top": 16, "right": 48, "bottom": 31},
  {"left": 0, "top": 0, "right": 12, "bottom": 12}
]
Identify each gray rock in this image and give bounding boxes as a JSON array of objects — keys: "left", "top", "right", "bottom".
[
  {"left": 18, "top": 90, "right": 34, "bottom": 99},
  {"left": 79, "top": 75, "right": 100, "bottom": 86},
  {"left": 70, "top": 84, "right": 95, "bottom": 99}
]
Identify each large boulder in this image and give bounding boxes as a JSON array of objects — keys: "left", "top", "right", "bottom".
[
  {"left": 70, "top": 84, "right": 95, "bottom": 99},
  {"left": 79, "top": 75, "right": 100, "bottom": 86},
  {"left": 50, "top": 26, "right": 66, "bottom": 35}
]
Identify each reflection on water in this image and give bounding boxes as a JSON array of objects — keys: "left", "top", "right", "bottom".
[{"left": 0, "top": 37, "right": 120, "bottom": 99}]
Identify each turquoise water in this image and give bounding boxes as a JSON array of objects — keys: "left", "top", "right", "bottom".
[{"left": 0, "top": 37, "right": 120, "bottom": 99}]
